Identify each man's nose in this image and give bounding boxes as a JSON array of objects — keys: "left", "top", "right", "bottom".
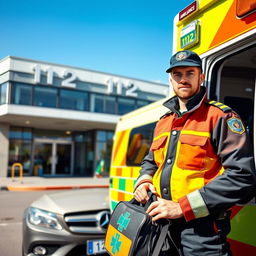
[{"left": 179, "top": 76, "right": 188, "bottom": 83}]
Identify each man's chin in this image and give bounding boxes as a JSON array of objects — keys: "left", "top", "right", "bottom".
[{"left": 176, "top": 93, "right": 194, "bottom": 100}]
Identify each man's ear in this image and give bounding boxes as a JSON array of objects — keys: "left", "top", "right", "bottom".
[{"left": 200, "top": 73, "right": 205, "bottom": 85}]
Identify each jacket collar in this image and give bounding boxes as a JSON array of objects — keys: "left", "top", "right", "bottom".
[{"left": 163, "top": 86, "right": 207, "bottom": 116}]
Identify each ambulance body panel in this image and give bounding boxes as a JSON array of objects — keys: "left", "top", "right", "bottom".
[{"left": 110, "top": 0, "right": 256, "bottom": 254}]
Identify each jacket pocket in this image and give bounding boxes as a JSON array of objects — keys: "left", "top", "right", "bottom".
[
  {"left": 177, "top": 134, "right": 208, "bottom": 170},
  {"left": 150, "top": 135, "right": 168, "bottom": 166}
]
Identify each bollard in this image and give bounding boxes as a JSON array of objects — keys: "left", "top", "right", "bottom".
[{"left": 11, "top": 163, "right": 23, "bottom": 184}]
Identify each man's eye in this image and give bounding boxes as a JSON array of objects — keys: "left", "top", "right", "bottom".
[{"left": 173, "top": 74, "right": 181, "bottom": 78}]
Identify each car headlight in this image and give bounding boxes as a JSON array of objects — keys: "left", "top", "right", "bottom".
[{"left": 27, "top": 207, "right": 62, "bottom": 230}]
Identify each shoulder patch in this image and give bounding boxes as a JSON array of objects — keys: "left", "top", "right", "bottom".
[
  {"left": 207, "top": 100, "right": 232, "bottom": 113},
  {"left": 160, "top": 111, "right": 173, "bottom": 120},
  {"left": 227, "top": 117, "right": 245, "bottom": 134}
]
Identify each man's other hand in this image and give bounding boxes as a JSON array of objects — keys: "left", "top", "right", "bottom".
[{"left": 146, "top": 198, "right": 183, "bottom": 221}]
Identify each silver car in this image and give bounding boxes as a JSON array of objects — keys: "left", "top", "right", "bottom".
[{"left": 22, "top": 188, "right": 110, "bottom": 256}]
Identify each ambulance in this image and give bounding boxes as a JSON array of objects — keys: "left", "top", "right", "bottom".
[{"left": 109, "top": 0, "right": 256, "bottom": 254}]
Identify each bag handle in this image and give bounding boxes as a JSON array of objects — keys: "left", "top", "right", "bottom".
[
  {"left": 144, "top": 191, "right": 157, "bottom": 210},
  {"left": 130, "top": 191, "right": 157, "bottom": 210}
]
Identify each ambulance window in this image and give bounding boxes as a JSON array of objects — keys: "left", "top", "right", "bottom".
[{"left": 127, "top": 122, "right": 156, "bottom": 166}]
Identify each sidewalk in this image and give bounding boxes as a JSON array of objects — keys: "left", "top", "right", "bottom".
[{"left": 0, "top": 176, "right": 109, "bottom": 191}]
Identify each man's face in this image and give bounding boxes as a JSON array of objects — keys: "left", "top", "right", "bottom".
[{"left": 170, "top": 66, "right": 205, "bottom": 100}]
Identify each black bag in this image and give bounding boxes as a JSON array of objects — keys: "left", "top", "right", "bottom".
[{"left": 105, "top": 192, "right": 170, "bottom": 256}]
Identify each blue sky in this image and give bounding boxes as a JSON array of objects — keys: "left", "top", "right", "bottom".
[{"left": 1, "top": 0, "right": 192, "bottom": 84}]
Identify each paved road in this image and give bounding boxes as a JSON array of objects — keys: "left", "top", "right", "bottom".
[{"left": 0, "top": 190, "right": 67, "bottom": 256}]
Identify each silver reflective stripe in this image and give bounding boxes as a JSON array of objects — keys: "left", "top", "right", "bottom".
[
  {"left": 134, "top": 174, "right": 153, "bottom": 190},
  {"left": 187, "top": 190, "right": 209, "bottom": 218}
]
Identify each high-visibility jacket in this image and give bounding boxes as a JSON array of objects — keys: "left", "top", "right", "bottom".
[{"left": 135, "top": 86, "right": 256, "bottom": 222}]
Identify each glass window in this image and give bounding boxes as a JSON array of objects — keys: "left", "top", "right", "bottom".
[
  {"left": 118, "top": 98, "right": 135, "bottom": 115},
  {"left": 23, "top": 128, "right": 33, "bottom": 140},
  {"left": 137, "top": 100, "right": 150, "bottom": 108},
  {"left": 8, "top": 139, "right": 32, "bottom": 175},
  {"left": 94, "top": 130, "right": 114, "bottom": 177},
  {"left": 107, "top": 131, "right": 114, "bottom": 140},
  {"left": 34, "top": 86, "right": 57, "bottom": 108},
  {"left": 0, "top": 82, "right": 8, "bottom": 104},
  {"left": 9, "top": 127, "right": 23, "bottom": 139},
  {"left": 12, "top": 83, "right": 32, "bottom": 105},
  {"left": 127, "top": 122, "right": 155, "bottom": 166},
  {"left": 91, "top": 94, "right": 104, "bottom": 113},
  {"left": 9, "top": 127, "right": 32, "bottom": 140},
  {"left": 105, "top": 96, "right": 116, "bottom": 114},
  {"left": 97, "top": 131, "right": 106, "bottom": 141},
  {"left": 74, "top": 131, "right": 95, "bottom": 176},
  {"left": 60, "top": 89, "right": 88, "bottom": 111}
]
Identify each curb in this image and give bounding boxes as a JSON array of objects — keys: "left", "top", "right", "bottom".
[{"left": 1, "top": 184, "right": 109, "bottom": 191}]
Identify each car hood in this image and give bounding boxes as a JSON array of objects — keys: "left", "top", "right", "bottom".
[{"left": 30, "top": 188, "right": 109, "bottom": 215}]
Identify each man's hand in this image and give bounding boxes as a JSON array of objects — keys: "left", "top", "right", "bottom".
[
  {"left": 134, "top": 182, "right": 156, "bottom": 203},
  {"left": 146, "top": 198, "right": 183, "bottom": 221}
]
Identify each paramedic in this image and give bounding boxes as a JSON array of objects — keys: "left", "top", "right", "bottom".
[{"left": 134, "top": 50, "right": 256, "bottom": 256}]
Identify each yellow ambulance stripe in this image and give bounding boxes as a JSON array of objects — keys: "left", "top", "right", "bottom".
[
  {"left": 176, "top": 0, "right": 233, "bottom": 54},
  {"left": 111, "top": 177, "right": 136, "bottom": 193},
  {"left": 105, "top": 225, "right": 132, "bottom": 256},
  {"left": 110, "top": 188, "right": 134, "bottom": 196},
  {"left": 110, "top": 167, "right": 140, "bottom": 179},
  {"left": 112, "top": 130, "right": 130, "bottom": 166},
  {"left": 110, "top": 188, "right": 133, "bottom": 203}
]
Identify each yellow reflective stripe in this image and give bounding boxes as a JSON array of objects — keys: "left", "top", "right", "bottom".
[
  {"left": 209, "top": 100, "right": 222, "bottom": 106},
  {"left": 209, "top": 101, "right": 231, "bottom": 112},
  {"left": 181, "top": 130, "right": 211, "bottom": 138},
  {"left": 152, "top": 132, "right": 171, "bottom": 198},
  {"left": 220, "top": 104, "right": 229, "bottom": 109},
  {"left": 153, "top": 132, "right": 170, "bottom": 141}
]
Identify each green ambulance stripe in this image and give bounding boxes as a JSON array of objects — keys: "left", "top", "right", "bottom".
[{"left": 228, "top": 205, "right": 256, "bottom": 247}]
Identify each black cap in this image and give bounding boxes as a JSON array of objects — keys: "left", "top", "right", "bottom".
[{"left": 166, "top": 50, "right": 202, "bottom": 73}]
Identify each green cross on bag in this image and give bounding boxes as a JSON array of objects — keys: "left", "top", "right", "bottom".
[
  {"left": 111, "top": 233, "right": 122, "bottom": 254},
  {"left": 117, "top": 211, "right": 131, "bottom": 232}
]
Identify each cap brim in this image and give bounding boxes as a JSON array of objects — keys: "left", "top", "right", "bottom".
[{"left": 166, "top": 61, "right": 201, "bottom": 73}]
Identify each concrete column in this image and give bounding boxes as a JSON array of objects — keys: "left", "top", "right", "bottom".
[{"left": 0, "top": 123, "right": 9, "bottom": 177}]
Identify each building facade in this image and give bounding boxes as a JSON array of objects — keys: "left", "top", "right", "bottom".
[{"left": 0, "top": 56, "right": 168, "bottom": 177}]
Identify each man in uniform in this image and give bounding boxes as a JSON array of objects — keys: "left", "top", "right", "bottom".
[{"left": 134, "top": 50, "right": 256, "bottom": 256}]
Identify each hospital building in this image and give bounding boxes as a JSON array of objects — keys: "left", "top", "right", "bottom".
[{"left": 0, "top": 56, "right": 168, "bottom": 177}]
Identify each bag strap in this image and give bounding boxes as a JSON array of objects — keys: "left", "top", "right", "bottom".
[
  {"left": 152, "top": 221, "right": 170, "bottom": 256},
  {"left": 144, "top": 191, "right": 157, "bottom": 210}
]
